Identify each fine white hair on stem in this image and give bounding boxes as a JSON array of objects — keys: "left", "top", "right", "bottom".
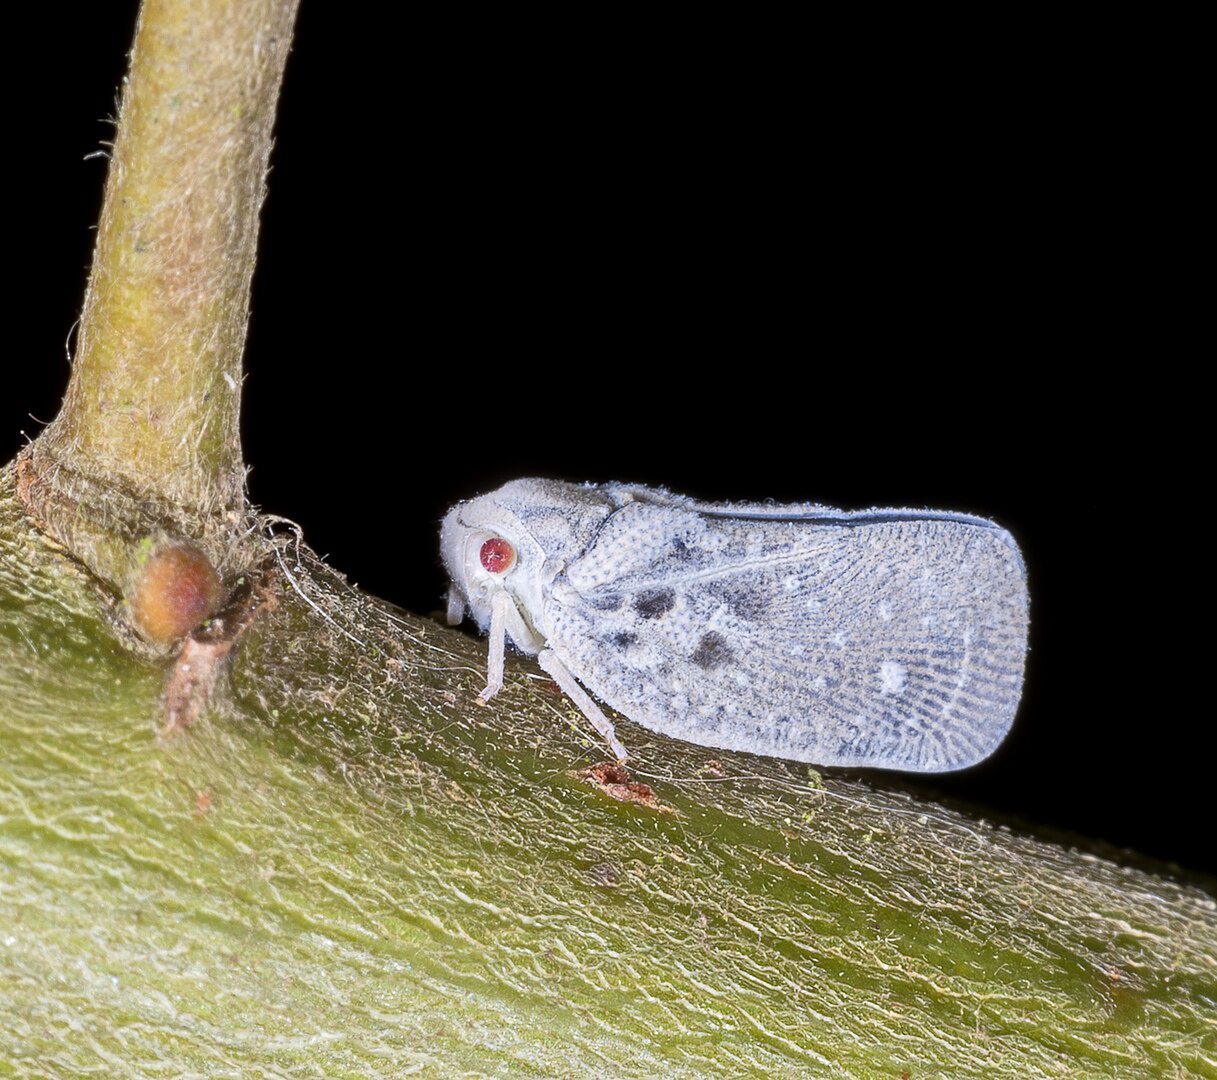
[{"left": 263, "top": 516, "right": 369, "bottom": 650}]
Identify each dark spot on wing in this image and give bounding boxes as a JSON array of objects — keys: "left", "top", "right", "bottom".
[
  {"left": 610, "top": 631, "right": 637, "bottom": 648},
  {"left": 691, "top": 631, "right": 733, "bottom": 670},
  {"left": 671, "top": 535, "right": 693, "bottom": 560},
  {"left": 633, "top": 588, "right": 675, "bottom": 619},
  {"left": 708, "top": 582, "right": 769, "bottom": 621},
  {"left": 587, "top": 593, "right": 622, "bottom": 611}
]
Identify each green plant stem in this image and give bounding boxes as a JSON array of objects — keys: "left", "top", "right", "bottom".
[
  {"left": 2, "top": 468, "right": 1215, "bottom": 1076},
  {"left": 22, "top": 0, "right": 298, "bottom": 592}
]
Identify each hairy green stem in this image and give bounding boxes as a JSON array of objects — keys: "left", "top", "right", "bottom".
[
  {"left": 22, "top": 0, "right": 298, "bottom": 596},
  {"left": 2, "top": 468, "right": 1214, "bottom": 1075}
]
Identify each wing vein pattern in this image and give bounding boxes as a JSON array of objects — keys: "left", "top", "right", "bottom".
[{"left": 542, "top": 494, "right": 1028, "bottom": 772}]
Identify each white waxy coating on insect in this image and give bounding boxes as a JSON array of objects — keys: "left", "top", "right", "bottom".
[
  {"left": 879, "top": 661, "right": 908, "bottom": 696},
  {"left": 440, "top": 479, "right": 1029, "bottom": 773}
]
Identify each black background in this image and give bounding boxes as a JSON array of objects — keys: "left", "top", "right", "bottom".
[{"left": 7, "top": 7, "right": 1205, "bottom": 879}]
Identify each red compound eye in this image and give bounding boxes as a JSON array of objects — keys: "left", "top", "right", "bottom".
[{"left": 479, "top": 537, "right": 516, "bottom": 574}]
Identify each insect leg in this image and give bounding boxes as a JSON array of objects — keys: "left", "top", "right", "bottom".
[
  {"left": 476, "top": 591, "right": 510, "bottom": 704},
  {"left": 445, "top": 587, "right": 466, "bottom": 626},
  {"left": 537, "top": 648, "right": 630, "bottom": 762}
]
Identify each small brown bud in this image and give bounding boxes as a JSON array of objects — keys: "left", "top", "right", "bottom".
[{"left": 130, "top": 543, "right": 222, "bottom": 645}]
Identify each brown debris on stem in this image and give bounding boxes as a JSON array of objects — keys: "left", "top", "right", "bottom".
[
  {"left": 575, "top": 761, "right": 676, "bottom": 814},
  {"left": 160, "top": 564, "right": 277, "bottom": 733}
]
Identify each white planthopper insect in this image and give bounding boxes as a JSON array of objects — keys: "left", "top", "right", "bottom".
[{"left": 440, "top": 479, "right": 1029, "bottom": 773}]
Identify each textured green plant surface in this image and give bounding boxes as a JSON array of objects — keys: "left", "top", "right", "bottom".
[{"left": 2, "top": 468, "right": 1215, "bottom": 1077}]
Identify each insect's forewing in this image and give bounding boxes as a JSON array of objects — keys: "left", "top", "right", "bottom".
[{"left": 544, "top": 498, "right": 1028, "bottom": 772}]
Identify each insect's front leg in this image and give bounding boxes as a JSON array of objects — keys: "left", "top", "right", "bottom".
[
  {"left": 476, "top": 591, "right": 539, "bottom": 704},
  {"left": 537, "top": 648, "right": 630, "bottom": 763},
  {"left": 476, "top": 591, "right": 511, "bottom": 704}
]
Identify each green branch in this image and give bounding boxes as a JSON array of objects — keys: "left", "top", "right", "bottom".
[
  {"left": 1, "top": 470, "right": 1214, "bottom": 1074},
  {"left": 21, "top": 0, "right": 298, "bottom": 600}
]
